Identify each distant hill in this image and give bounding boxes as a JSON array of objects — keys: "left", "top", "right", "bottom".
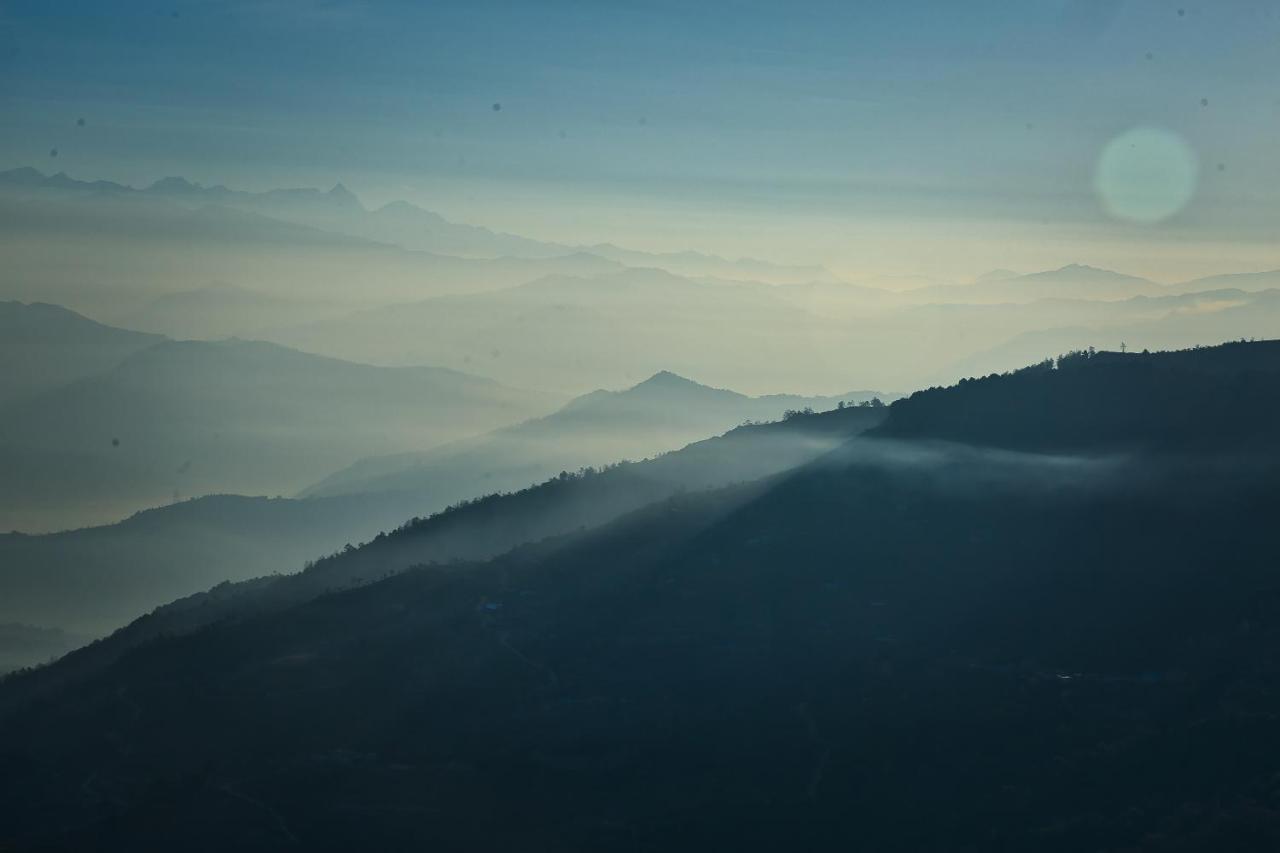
[
  {"left": 1176, "top": 268, "right": 1280, "bottom": 294},
  {"left": 117, "top": 282, "right": 345, "bottom": 340},
  {"left": 309, "top": 371, "right": 887, "bottom": 499},
  {"left": 926, "top": 287, "right": 1277, "bottom": 382},
  {"left": 4, "top": 342, "right": 1280, "bottom": 850},
  {"left": 0, "top": 301, "right": 163, "bottom": 405},
  {"left": 580, "top": 243, "right": 832, "bottom": 284},
  {"left": 0, "top": 338, "right": 561, "bottom": 532},
  {"left": 269, "top": 267, "right": 866, "bottom": 394},
  {"left": 910, "top": 264, "right": 1167, "bottom": 304},
  {"left": 973, "top": 268, "right": 1020, "bottom": 282}
]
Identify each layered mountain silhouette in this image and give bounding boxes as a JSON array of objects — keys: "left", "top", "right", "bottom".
[
  {"left": 308, "top": 370, "right": 886, "bottom": 499},
  {"left": 7, "top": 166, "right": 1280, "bottom": 395},
  {"left": 269, "top": 267, "right": 860, "bottom": 393},
  {"left": 118, "top": 282, "right": 344, "bottom": 340},
  {"left": 932, "top": 288, "right": 1280, "bottom": 382},
  {"left": 4, "top": 341, "right": 1280, "bottom": 851},
  {"left": 0, "top": 167, "right": 824, "bottom": 284},
  {"left": 1175, "top": 268, "right": 1280, "bottom": 294},
  {"left": 0, "top": 331, "right": 559, "bottom": 532},
  {"left": 909, "top": 263, "right": 1167, "bottom": 303},
  {"left": 0, "top": 174, "right": 624, "bottom": 323},
  {"left": 0, "top": 369, "right": 884, "bottom": 660},
  {"left": 0, "top": 403, "right": 887, "bottom": 669},
  {"left": 0, "top": 301, "right": 162, "bottom": 405}
]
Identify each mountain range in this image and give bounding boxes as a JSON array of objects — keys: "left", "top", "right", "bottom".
[
  {"left": 0, "top": 180, "right": 623, "bottom": 323},
  {"left": 0, "top": 301, "right": 163, "bottom": 406},
  {"left": 307, "top": 370, "right": 886, "bottom": 499},
  {"left": 0, "top": 304, "right": 560, "bottom": 532},
  {"left": 0, "top": 167, "right": 827, "bottom": 284},
  {"left": 266, "top": 266, "right": 863, "bottom": 394},
  {"left": 907, "top": 264, "right": 1168, "bottom": 303},
  {"left": 7, "top": 165, "right": 1280, "bottom": 396},
  {"left": 0, "top": 355, "right": 885, "bottom": 662}
]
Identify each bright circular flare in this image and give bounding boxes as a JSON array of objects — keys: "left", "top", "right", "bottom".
[{"left": 1094, "top": 127, "right": 1199, "bottom": 223}]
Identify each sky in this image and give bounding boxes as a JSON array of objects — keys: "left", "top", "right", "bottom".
[{"left": 2, "top": 0, "right": 1278, "bottom": 281}]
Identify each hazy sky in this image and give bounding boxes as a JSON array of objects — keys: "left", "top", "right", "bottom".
[{"left": 2, "top": 0, "right": 1278, "bottom": 281}]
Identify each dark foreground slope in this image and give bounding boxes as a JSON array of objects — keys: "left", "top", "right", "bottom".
[{"left": 3, "top": 342, "right": 1280, "bottom": 852}]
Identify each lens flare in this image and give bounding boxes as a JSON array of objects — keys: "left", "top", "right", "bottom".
[{"left": 1094, "top": 127, "right": 1199, "bottom": 223}]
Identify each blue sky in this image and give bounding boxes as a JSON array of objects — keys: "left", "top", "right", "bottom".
[{"left": 2, "top": 0, "right": 1277, "bottom": 279}]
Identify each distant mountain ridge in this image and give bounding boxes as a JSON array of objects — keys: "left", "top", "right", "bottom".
[
  {"left": 909, "top": 263, "right": 1168, "bottom": 303},
  {"left": 116, "top": 282, "right": 344, "bottom": 339},
  {"left": 0, "top": 166, "right": 829, "bottom": 283},
  {"left": 0, "top": 331, "right": 562, "bottom": 532},
  {"left": 267, "top": 266, "right": 862, "bottom": 394},
  {"left": 0, "top": 301, "right": 164, "bottom": 405},
  {"left": 306, "top": 370, "right": 888, "bottom": 499},
  {"left": 1176, "top": 268, "right": 1280, "bottom": 294}
]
